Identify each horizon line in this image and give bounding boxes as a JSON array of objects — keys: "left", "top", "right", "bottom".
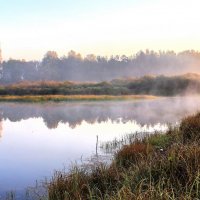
[{"left": 1, "top": 48, "right": 200, "bottom": 62}]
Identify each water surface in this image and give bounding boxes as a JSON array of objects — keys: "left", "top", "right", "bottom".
[{"left": 0, "top": 96, "right": 200, "bottom": 197}]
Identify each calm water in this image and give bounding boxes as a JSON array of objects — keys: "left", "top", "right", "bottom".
[{"left": 0, "top": 96, "right": 200, "bottom": 197}]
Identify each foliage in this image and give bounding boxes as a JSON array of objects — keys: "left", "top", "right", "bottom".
[
  {"left": 0, "top": 73, "right": 200, "bottom": 97},
  {"left": 1, "top": 50, "right": 200, "bottom": 83}
]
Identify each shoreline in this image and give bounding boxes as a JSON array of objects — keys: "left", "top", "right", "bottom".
[
  {"left": 0, "top": 94, "right": 157, "bottom": 102},
  {"left": 48, "top": 112, "right": 200, "bottom": 199}
]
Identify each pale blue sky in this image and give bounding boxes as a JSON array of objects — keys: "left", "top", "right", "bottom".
[{"left": 0, "top": 0, "right": 200, "bottom": 60}]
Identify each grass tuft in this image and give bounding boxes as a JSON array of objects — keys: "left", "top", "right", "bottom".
[{"left": 180, "top": 112, "right": 200, "bottom": 143}]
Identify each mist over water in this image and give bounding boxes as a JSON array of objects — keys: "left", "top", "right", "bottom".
[
  {"left": 0, "top": 96, "right": 199, "bottom": 128},
  {"left": 0, "top": 96, "right": 200, "bottom": 197}
]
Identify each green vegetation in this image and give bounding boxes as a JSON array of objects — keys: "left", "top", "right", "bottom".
[
  {"left": 47, "top": 112, "right": 200, "bottom": 200},
  {"left": 0, "top": 73, "right": 200, "bottom": 98},
  {"left": 147, "top": 133, "right": 172, "bottom": 149}
]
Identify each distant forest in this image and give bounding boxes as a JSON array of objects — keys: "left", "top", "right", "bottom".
[{"left": 1, "top": 50, "right": 200, "bottom": 84}]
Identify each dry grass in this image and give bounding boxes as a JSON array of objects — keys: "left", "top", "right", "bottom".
[
  {"left": 115, "top": 142, "right": 153, "bottom": 167},
  {"left": 180, "top": 113, "right": 200, "bottom": 143},
  {"left": 0, "top": 95, "right": 157, "bottom": 102},
  {"left": 47, "top": 112, "right": 200, "bottom": 200}
]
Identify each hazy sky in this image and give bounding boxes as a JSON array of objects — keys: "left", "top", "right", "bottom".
[{"left": 0, "top": 0, "right": 200, "bottom": 60}]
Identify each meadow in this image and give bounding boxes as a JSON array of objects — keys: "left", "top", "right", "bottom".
[{"left": 0, "top": 74, "right": 200, "bottom": 102}]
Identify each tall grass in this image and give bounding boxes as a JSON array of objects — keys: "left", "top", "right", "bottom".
[
  {"left": 47, "top": 112, "right": 200, "bottom": 200},
  {"left": 1, "top": 73, "right": 200, "bottom": 96}
]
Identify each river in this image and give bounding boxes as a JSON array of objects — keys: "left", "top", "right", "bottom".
[{"left": 0, "top": 96, "right": 200, "bottom": 199}]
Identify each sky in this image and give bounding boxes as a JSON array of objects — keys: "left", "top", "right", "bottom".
[{"left": 0, "top": 0, "right": 200, "bottom": 60}]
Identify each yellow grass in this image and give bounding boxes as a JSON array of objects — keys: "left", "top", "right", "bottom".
[{"left": 0, "top": 95, "right": 157, "bottom": 102}]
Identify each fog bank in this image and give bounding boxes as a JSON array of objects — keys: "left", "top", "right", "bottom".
[{"left": 1, "top": 50, "right": 200, "bottom": 83}]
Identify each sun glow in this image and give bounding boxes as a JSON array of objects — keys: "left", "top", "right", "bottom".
[{"left": 0, "top": 0, "right": 200, "bottom": 60}]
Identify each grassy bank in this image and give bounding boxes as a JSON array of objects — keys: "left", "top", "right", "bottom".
[
  {"left": 48, "top": 113, "right": 200, "bottom": 200},
  {"left": 0, "top": 73, "right": 200, "bottom": 97},
  {"left": 0, "top": 95, "right": 156, "bottom": 102}
]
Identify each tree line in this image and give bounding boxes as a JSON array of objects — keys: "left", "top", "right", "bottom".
[{"left": 1, "top": 50, "right": 200, "bottom": 84}]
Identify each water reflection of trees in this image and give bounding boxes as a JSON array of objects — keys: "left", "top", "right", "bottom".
[{"left": 0, "top": 97, "right": 200, "bottom": 129}]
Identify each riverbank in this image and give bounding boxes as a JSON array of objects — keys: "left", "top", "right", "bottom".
[
  {"left": 48, "top": 112, "right": 200, "bottom": 200},
  {"left": 0, "top": 95, "right": 157, "bottom": 102},
  {"left": 1, "top": 74, "right": 200, "bottom": 97}
]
